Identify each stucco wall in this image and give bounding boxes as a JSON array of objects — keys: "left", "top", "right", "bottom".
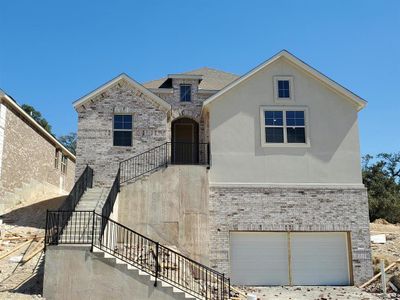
[
  {"left": 118, "top": 165, "right": 209, "bottom": 263},
  {"left": 208, "top": 185, "right": 372, "bottom": 285},
  {"left": 0, "top": 103, "right": 75, "bottom": 213},
  {"left": 43, "top": 246, "right": 189, "bottom": 300},
  {"left": 75, "top": 80, "right": 169, "bottom": 186},
  {"left": 207, "top": 57, "right": 363, "bottom": 185}
]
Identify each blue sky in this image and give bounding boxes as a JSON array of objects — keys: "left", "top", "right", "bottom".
[{"left": 1, "top": 0, "right": 399, "bottom": 156}]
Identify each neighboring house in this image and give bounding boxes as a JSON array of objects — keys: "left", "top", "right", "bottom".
[
  {"left": 44, "top": 50, "right": 372, "bottom": 300},
  {"left": 0, "top": 91, "right": 76, "bottom": 214}
]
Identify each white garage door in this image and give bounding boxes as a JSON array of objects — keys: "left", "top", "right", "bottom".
[
  {"left": 230, "top": 232, "right": 289, "bottom": 285},
  {"left": 291, "top": 232, "right": 350, "bottom": 285},
  {"left": 230, "top": 232, "right": 350, "bottom": 286}
]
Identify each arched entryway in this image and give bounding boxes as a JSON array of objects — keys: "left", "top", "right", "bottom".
[{"left": 171, "top": 118, "right": 199, "bottom": 164}]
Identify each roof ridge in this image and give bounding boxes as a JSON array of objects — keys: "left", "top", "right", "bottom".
[{"left": 182, "top": 66, "right": 239, "bottom": 77}]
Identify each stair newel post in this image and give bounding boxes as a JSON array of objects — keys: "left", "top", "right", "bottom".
[
  {"left": 207, "top": 143, "right": 210, "bottom": 166},
  {"left": 44, "top": 210, "right": 48, "bottom": 251},
  {"left": 154, "top": 242, "right": 159, "bottom": 287},
  {"left": 228, "top": 277, "right": 231, "bottom": 300},
  {"left": 90, "top": 211, "right": 95, "bottom": 252},
  {"left": 165, "top": 143, "right": 168, "bottom": 167}
]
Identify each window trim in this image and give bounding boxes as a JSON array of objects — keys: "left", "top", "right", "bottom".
[
  {"left": 180, "top": 84, "right": 192, "bottom": 102},
  {"left": 113, "top": 114, "right": 133, "bottom": 147},
  {"left": 273, "top": 76, "right": 294, "bottom": 102},
  {"left": 260, "top": 106, "right": 310, "bottom": 148},
  {"left": 54, "top": 149, "right": 60, "bottom": 169},
  {"left": 61, "top": 154, "right": 68, "bottom": 174}
]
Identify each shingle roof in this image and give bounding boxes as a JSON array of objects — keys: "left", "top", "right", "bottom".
[{"left": 143, "top": 67, "right": 239, "bottom": 91}]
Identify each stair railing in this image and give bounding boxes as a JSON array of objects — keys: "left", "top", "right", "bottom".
[
  {"left": 101, "top": 168, "right": 120, "bottom": 233},
  {"left": 45, "top": 166, "right": 93, "bottom": 245},
  {"left": 45, "top": 210, "right": 230, "bottom": 300},
  {"left": 119, "top": 142, "right": 210, "bottom": 184}
]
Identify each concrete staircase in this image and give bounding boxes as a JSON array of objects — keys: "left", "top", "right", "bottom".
[
  {"left": 57, "top": 187, "right": 107, "bottom": 243},
  {"left": 75, "top": 187, "right": 107, "bottom": 211},
  {"left": 92, "top": 246, "right": 198, "bottom": 299}
]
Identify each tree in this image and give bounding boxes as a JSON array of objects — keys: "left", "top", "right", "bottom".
[
  {"left": 21, "top": 104, "right": 53, "bottom": 134},
  {"left": 362, "top": 152, "right": 400, "bottom": 223},
  {"left": 59, "top": 132, "right": 77, "bottom": 155}
]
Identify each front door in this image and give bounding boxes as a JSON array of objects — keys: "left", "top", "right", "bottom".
[
  {"left": 172, "top": 118, "right": 199, "bottom": 164},
  {"left": 173, "top": 123, "right": 194, "bottom": 164}
]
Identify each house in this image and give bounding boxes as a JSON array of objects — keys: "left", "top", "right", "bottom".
[
  {"left": 0, "top": 90, "right": 76, "bottom": 214},
  {"left": 43, "top": 50, "right": 372, "bottom": 300}
]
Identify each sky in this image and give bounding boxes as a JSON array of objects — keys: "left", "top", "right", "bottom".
[{"left": 1, "top": 0, "right": 399, "bottom": 156}]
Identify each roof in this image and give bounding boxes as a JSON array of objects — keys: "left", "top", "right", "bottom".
[
  {"left": 203, "top": 50, "right": 367, "bottom": 111},
  {"left": 73, "top": 73, "right": 171, "bottom": 111},
  {"left": 143, "top": 67, "right": 240, "bottom": 91},
  {"left": 0, "top": 90, "right": 76, "bottom": 162}
]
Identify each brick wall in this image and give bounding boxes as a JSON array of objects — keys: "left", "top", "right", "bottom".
[
  {"left": 75, "top": 80, "right": 169, "bottom": 186},
  {"left": 0, "top": 103, "right": 75, "bottom": 212},
  {"left": 209, "top": 185, "right": 372, "bottom": 285}
]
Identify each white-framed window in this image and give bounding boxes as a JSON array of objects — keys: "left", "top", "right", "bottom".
[
  {"left": 113, "top": 114, "right": 133, "bottom": 147},
  {"left": 260, "top": 106, "right": 309, "bottom": 147},
  {"left": 61, "top": 154, "right": 68, "bottom": 174},
  {"left": 54, "top": 149, "right": 60, "bottom": 169},
  {"left": 274, "top": 76, "right": 294, "bottom": 102}
]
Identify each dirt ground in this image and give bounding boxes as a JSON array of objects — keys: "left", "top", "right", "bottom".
[
  {"left": 1, "top": 199, "right": 399, "bottom": 299},
  {"left": 0, "top": 196, "right": 66, "bottom": 299}
]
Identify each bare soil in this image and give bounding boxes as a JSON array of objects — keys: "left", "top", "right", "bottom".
[{"left": 0, "top": 196, "right": 66, "bottom": 299}]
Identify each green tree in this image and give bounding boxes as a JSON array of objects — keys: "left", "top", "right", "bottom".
[
  {"left": 59, "top": 132, "right": 77, "bottom": 155},
  {"left": 362, "top": 153, "right": 400, "bottom": 223},
  {"left": 21, "top": 104, "right": 53, "bottom": 134}
]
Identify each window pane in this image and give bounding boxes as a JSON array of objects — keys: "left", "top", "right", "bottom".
[
  {"left": 265, "top": 127, "right": 284, "bottom": 143},
  {"left": 113, "top": 131, "right": 132, "bottom": 146},
  {"left": 278, "top": 80, "right": 290, "bottom": 98},
  {"left": 114, "top": 115, "right": 123, "bottom": 122},
  {"left": 114, "top": 115, "right": 132, "bottom": 130},
  {"left": 287, "top": 127, "right": 306, "bottom": 143},
  {"left": 286, "top": 111, "right": 304, "bottom": 126},
  {"left": 265, "top": 111, "right": 283, "bottom": 126},
  {"left": 180, "top": 85, "right": 191, "bottom": 102}
]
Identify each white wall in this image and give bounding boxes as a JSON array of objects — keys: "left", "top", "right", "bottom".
[{"left": 208, "top": 57, "right": 363, "bottom": 185}]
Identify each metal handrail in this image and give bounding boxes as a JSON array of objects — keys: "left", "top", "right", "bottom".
[
  {"left": 119, "top": 142, "right": 210, "bottom": 184},
  {"left": 45, "top": 210, "right": 230, "bottom": 300}
]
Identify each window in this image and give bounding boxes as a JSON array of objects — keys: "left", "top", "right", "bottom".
[
  {"left": 278, "top": 80, "right": 290, "bottom": 98},
  {"left": 180, "top": 84, "right": 192, "bottom": 102},
  {"left": 61, "top": 155, "right": 68, "bottom": 174},
  {"left": 54, "top": 149, "right": 59, "bottom": 169},
  {"left": 274, "top": 76, "right": 294, "bottom": 102},
  {"left": 113, "top": 114, "right": 132, "bottom": 146},
  {"left": 261, "top": 107, "right": 308, "bottom": 146}
]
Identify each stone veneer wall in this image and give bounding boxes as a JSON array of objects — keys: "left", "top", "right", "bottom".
[
  {"left": 75, "top": 80, "right": 169, "bottom": 186},
  {"left": 0, "top": 102, "right": 75, "bottom": 213},
  {"left": 154, "top": 79, "right": 213, "bottom": 144},
  {"left": 208, "top": 185, "right": 372, "bottom": 285}
]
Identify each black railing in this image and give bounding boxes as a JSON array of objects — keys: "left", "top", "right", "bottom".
[
  {"left": 119, "top": 142, "right": 210, "bottom": 183},
  {"left": 45, "top": 210, "right": 230, "bottom": 300},
  {"left": 48, "top": 166, "right": 93, "bottom": 243},
  {"left": 101, "top": 168, "right": 120, "bottom": 232}
]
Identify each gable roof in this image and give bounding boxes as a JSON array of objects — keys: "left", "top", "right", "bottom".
[
  {"left": 203, "top": 50, "right": 367, "bottom": 111},
  {"left": 0, "top": 90, "right": 76, "bottom": 162},
  {"left": 143, "top": 67, "right": 239, "bottom": 91},
  {"left": 73, "top": 73, "right": 171, "bottom": 111}
]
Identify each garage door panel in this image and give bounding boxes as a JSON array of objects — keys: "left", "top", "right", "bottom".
[
  {"left": 230, "top": 232, "right": 289, "bottom": 285},
  {"left": 291, "top": 232, "right": 350, "bottom": 286}
]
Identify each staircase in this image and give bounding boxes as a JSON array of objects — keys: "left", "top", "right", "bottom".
[
  {"left": 45, "top": 143, "right": 240, "bottom": 300},
  {"left": 75, "top": 187, "right": 107, "bottom": 211}
]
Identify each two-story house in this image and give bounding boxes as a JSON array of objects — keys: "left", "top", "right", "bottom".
[{"left": 43, "top": 50, "right": 372, "bottom": 300}]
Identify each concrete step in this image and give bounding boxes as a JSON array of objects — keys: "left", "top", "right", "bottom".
[{"left": 92, "top": 247, "right": 202, "bottom": 300}]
